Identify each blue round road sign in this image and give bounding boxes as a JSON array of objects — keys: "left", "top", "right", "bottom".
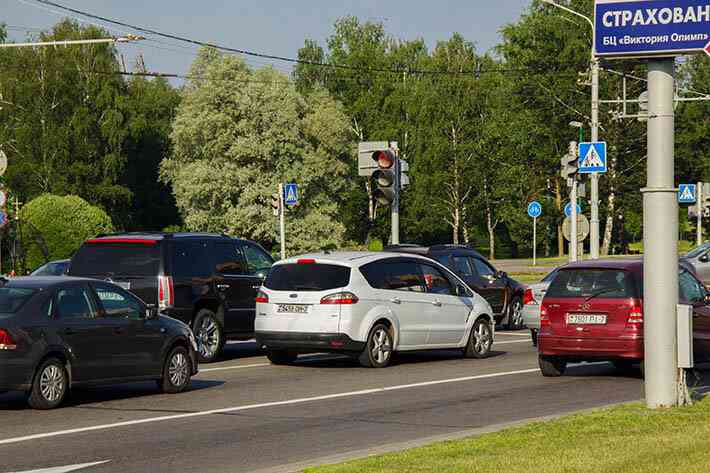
[
  {"left": 564, "top": 202, "right": 582, "bottom": 218},
  {"left": 527, "top": 201, "right": 542, "bottom": 218},
  {"left": 0, "top": 211, "right": 7, "bottom": 228}
]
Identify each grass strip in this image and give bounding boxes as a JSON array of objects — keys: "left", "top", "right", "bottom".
[{"left": 305, "top": 397, "right": 710, "bottom": 473}]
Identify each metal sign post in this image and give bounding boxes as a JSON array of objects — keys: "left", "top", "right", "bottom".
[
  {"left": 278, "top": 183, "right": 286, "bottom": 260},
  {"left": 527, "top": 202, "right": 543, "bottom": 266},
  {"left": 698, "top": 182, "right": 704, "bottom": 246}
]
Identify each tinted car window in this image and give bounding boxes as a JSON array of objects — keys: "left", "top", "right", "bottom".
[
  {"left": 172, "top": 241, "right": 211, "bottom": 279},
  {"left": 0, "top": 288, "right": 36, "bottom": 313},
  {"left": 71, "top": 243, "right": 160, "bottom": 277},
  {"left": 56, "top": 286, "right": 97, "bottom": 319},
  {"left": 679, "top": 270, "right": 705, "bottom": 303},
  {"left": 214, "top": 242, "right": 246, "bottom": 275},
  {"left": 242, "top": 244, "right": 274, "bottom": 276},
  {"left": 546, "top": 269, "right": 637, "bottom": 299},
  {"left": 541, "top": 269, "right": 559, "bottom": 283},
  {"left": 420, "top": 264, "right": 455, "bottom": 296},
  {"left": 472, "top": 258, "right": 496, "bottom": 278},
  {"left": 452, "top": 256, "right": 474, "bottom": 277},
  {"left": 687, "top": 243, "right": 710, "bottom": 259},
  {"left": 367, "top": 261, "right": 426, "bottom": 292},
  {"left": 265, "top": 264, "right": 350, "bottom": 291},
  {"left": 92, "top": 284, "right": 143, "bottom": 319},
  {"left": 31, "top": 261, "right": 69, "bottom": 276}
]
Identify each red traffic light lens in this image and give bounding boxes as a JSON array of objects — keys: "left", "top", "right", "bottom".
[{"left": 372, "top": 151, "right": 395, "bottom": 169}]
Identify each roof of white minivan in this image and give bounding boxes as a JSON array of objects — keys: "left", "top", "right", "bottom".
[{"left": 278, "top": 251, "right": 431, "bottom": 267}]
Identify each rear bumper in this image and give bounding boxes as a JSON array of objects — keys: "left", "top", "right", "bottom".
[
  {"left": 538, "top": 334, "right": 643, "bottom": 360},
  {"left": 255, "top": 332, "right": 366, "bottom": 354},
  {"left": 0, "top": 358, "right": 33, "bottom": 392}
]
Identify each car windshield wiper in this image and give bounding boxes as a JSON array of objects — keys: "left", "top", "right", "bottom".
[
  {"left": 584, "top": 288, "right": 619, "bottom": 302},
  {"left": 292, "top": 285, "right": 321, "bottom": 291}
]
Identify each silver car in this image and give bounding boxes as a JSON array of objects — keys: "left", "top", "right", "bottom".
[
  {"left": 522, "top": 268, "right": 562, "bottom": 346},
  {"left": 683, "top": 243, "right": 710, "bottom": 286}
]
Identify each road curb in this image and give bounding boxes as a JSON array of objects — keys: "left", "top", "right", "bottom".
[{"left": 253, "top": 400, "right": 638, "bottom": 473}]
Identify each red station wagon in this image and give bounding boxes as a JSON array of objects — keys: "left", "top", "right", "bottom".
[{"left": 537, "top": 259, "right": 710, "bottom": 377}]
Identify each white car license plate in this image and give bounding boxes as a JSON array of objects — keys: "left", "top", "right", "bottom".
[
  {"left": 567, "top": 314, "right": 607, "bottom": 325},
  {"left": 277, "top": 304, "right": 309, "bottom": 314}
]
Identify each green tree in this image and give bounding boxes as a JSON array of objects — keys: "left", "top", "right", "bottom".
[
  {"left": 161, "top": 48, "right": 353, "bottom": 254},
  {"left": 20, "top": 194, "right": 114, "bottom": 270}
]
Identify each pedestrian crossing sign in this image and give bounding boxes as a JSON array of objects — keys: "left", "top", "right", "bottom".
[
  {"left": 284, "top": 183, "right": 298, "bottom": 206},
  {"left": 678, "top": 184, "right": 696, "bottom": 204},
  {"left": 578, "top": 142, "right": 607, "bottom": 174}
]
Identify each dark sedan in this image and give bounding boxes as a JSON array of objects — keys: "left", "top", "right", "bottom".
[{"left": 0, "top": 277, "right": 198, "bottom": 409}]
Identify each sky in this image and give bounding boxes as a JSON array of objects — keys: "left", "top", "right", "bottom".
[{"left": 3, "top": 0, "right": 532, "bottom": 78}]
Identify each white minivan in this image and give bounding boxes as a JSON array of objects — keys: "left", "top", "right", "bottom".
[{"left": 254, "top": 252, "right": 495, "bottom": 368}]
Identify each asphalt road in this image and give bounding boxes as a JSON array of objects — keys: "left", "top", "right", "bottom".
[{"left": 0, "top": 332, "right": 685, "bottom": 473}]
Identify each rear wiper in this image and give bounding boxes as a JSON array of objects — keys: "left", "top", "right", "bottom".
[
  {"left": 584, "top": 288, "right": 619, "bottom": 302},
  {"left": 293, "top": 285, "right": 321, "bottom": 291}
]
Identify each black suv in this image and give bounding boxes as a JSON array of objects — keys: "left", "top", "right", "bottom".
[
  {"left": 385, "top": 245, "right": 526, "bottom": 329},
  {"left": 68, "top": 233, "right": 274, "bottom": 362}
]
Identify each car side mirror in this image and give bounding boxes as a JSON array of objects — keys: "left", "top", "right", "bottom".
[
  {"left": 700, "top": 254, "right": 709, "bottom": 263},
  {"left": 496, "top": 271, "right": 507, "bottom": 279},
  {"left": 705, "top": 293, "right": 710, "bottom": 306},
  {"left": 255, "top": 270, "right": 268, "bottom": 280},
  {"left": 456, "top": 285, "right": 470, "bottom": 297}
]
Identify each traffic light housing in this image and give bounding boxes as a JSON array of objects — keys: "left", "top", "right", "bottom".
[
  {"left": 271, "top": 192, "right": 280, "bottom": 216},
  {"left": 560, "top": 140, "right": 579, "bottom": 181},
  {"left": 371, "top": 149, "right": 398, "bottom": 206}
]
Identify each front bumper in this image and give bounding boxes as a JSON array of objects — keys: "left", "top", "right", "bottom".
[{"left": 255, "top": 332, "right": 366, "bottom": 354}]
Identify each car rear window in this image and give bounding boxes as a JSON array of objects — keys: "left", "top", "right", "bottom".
[
  {"left": 546, "top": 269, "right": 638, "bottom": 299},
  {"left": 71, "top": 243, "right": 161, "bottom": 277},
  {"left": 0, "top": 288, "right": 36, "bottom": 313},
  {"left": 265, "top": 263, "right": 351, "bottom": 291}
]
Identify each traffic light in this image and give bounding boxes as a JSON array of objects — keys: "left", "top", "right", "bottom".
[
  {"left": 703, "top": 183, "right": 710, "bottom": 212},
  {"left": 560, "top": 140, "right": 579, "bottom": 181},
  {"left": 371, "top": 149, "right": 397, "bottom": 206},
  {"left": 271, "top": 192, "right": 280, "bottom": 216}
]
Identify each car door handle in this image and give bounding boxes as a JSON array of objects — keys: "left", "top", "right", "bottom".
[
  {"left": 390, "top": 298, "right": 401, "bottom": 304},
  {"left": 216, "top": 284, "right": 230, "bottom": 290},
  {"left": 251, "top": 285, "right": 262, "bottom": 290},
  {"left": 432, "top": 300, "right": 442, "bottom": 307}
]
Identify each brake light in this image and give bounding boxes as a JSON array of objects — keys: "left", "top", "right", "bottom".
[
  {"left": 320, "top": 292, "right": 359, "bottom": 305},
  {"left": 540, "top": 304, "right": 550, "bottom": 328},
  {"left": 626, "top": 301, "right": 643, "bottom": 330},
  {"left": 523, "top": 288, "right": 537, "bottom": 305},
  {"left": 0, "top": 329, "right": 17, "bottom": 350},
  {"left": 297, "top": 259, "right": 316, "bottom": 264},
  {"left": 158, "top": 276, "right": 174, "bottom": 310},
  {"left": 255, "top": 290, "right": 269, "bottom": 304}
]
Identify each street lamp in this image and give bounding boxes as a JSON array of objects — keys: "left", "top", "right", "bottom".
[
  {"left": 569, "top": 121, "right": 584, "bottom": 143},
  {"left": 542, "top": 0, "right": 601, "bottom": 260},
  {"left": 0, "top": 35, "right": 145, "bottom": 49}
]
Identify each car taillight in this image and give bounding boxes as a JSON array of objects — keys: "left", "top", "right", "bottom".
[
  {"left": 320, "top": 292, "right": 359, "bottom": 305},
  {"left": 255, "top": 290, "right": 269, "bottom": 304},
  {"left": 298, "top": 259, "right": 316, "bottom": 264},
  {"left": 539, "top": 304, "right": 550, "bottom": 328},
  {"left": 0, "top": 329, "right": 17, "bottom": 350},
  {"left": 158, "top": 276, "right": 174, "bottom": 310},
  {"left": 523, "top": 288, "right": 536, "bottom": 305},
  {"left": 626, "top": 301, "right": 643, "bottom": 329}
]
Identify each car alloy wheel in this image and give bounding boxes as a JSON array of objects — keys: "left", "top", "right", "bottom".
[
  {"left": 507, "top": 298, "right": 524, "bottom": 330},
  {"left": 371, "top": 327, "right": 392, "bottom": 365},
  {"left": 39, "top": 364, "right": 65, "bottom": 403},
  {"left": 168, "top": 351, "right": 189, "bottom": 388},
  {"left": 464, "top": 319, "right": 492, "bottom": 359},
  {"left": 196, "top": 315, "right": 220, "bottom": 360}
]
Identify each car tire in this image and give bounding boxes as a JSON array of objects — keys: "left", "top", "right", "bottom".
[
  {"left": 359, "top": 324, "right": 394, "bottom": 368},
  {"left": 539, "top": 355, "right": 567, "bottom": 377},
  {"left": 193, "top": 309, "right": 224, "bottom": 364},
  {"left": 266, "top": 350, "right": 298, "bottom": 365},
  {"left": 506, "top": 297, "right": 524, "bottom": 330},
  {"left": 158, "top": 346, "right": 193, "bottom": 394},
  {"left": 464, "top": 318, "right": 493, "bottom": 359},
  {"left": 531, "top": 329, "right": 538, "bottom": 347},
  {"left": 28, "top": 357, "right": 69, "bottom": 410}
]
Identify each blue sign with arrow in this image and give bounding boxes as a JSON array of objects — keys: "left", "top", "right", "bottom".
[
  {"left": 595, "top": 0, "right": 710, "bottom": 58},
  {"left": 579, "top": 142, "right": 607, "bottom": 174},
  {"left": 564, "top": 202, "right": 583, "bottom": 218},
  {"left": 527, "top": 201, "right": 542, "bottom": 218},
  {"left": 283, "top": 183, "right": 298, "bottom": 206},
  {"left": 678, "top": 184, "right": 697, "bottom": 203}
]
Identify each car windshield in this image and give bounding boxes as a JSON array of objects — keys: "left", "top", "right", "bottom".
[
  {"left": 686, "top": 243, "right": 710, "bottom": 259},
  {"left": 546, "top": 269, "right": 637, "bottom": 299},
  {"left": 265, "top": 263, "right": 351, "bottom": 291},
  {"left": 0, "top": 287, "right": 36, "bottom": 313},
  {"left": 31, "top": 261, "right": 68, "bottom": 276},
  {"left": 71, "top": 243, "right": 160, "bottom": 276}
]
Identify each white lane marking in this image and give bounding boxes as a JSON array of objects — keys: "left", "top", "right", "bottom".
[
  {"left": 494, "top": 340, "right": 532, "bottom": 345},
  {"left": 10, "top": 460, "right": 110, "bottom": 473},
  {"left": 199, "top": 363, "right": 270, "bottom": 373},
  {"left": 0, "top": 368, "right": 540, "bottom": 446}
]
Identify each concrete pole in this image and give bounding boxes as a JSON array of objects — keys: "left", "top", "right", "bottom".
[
  {"left": 643, "top": 59, "right": 679, "bottom": 409},
  {"left": 279, "top": 183, "right": 286, "bottom": 260},
  {"left": 698, "top": 182, "right": 703, "bottom": 247},
  {"left": 570, "top": 179, "right": 578, "bottom": 263},
  {"left": 391, "top": 143, "right": 400, "bottom": 245},
  {"left": 590, "top": 57, "right": 601, "bottom": 259}
]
